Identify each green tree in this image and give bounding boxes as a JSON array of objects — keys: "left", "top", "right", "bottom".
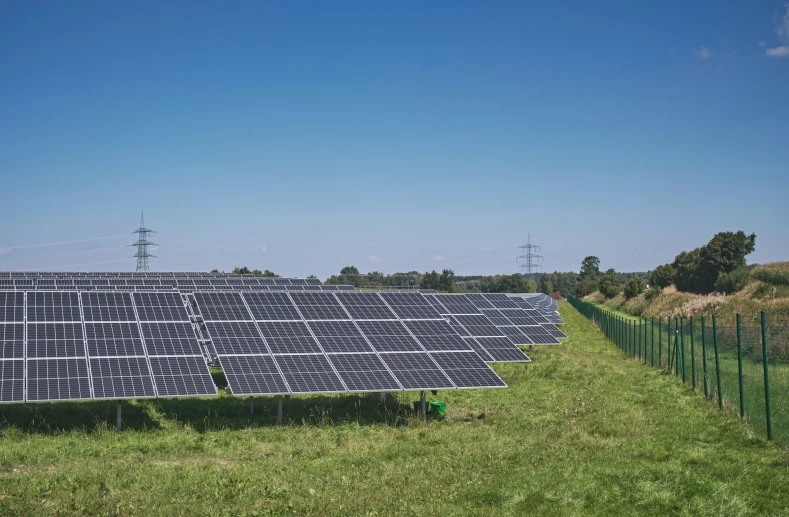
[
  {"left": 232, "top": 266, "right": 252, "bottom": 275},
  {"left": 580, "top": 256, "right": 601, "bottom": 280},
  {"left": 695, "top": 231, "right": 756, "bottom": 294},
  {"left": 649, "top": 264, "right": 675, "bottom": 288},
  {"left": 438, "top": 269, "right": 456, "bottom": 292},
  {"left": 210, "top": 269, "right": 219, "bottom": 273},
  {"left": 540, "top": 274, "right": 555, "bottom": 295},
  {"left": 672, "top": 248, "right": 701, "bottom": 293},
  {"left": 340, "top": 266, "right": 360, "bottom": 275},
  {"left": 623, "top": 277, "right": 645, "bottom": 299},
  {"left": 598, "top": 272, "right": 621, "bottom": 299},
  {"left": 420, "top": 270, "right": 441, "bottom": 290},
  {"left": 577, "top": 279, "right": 595, "bottom": 297},
  {"left": 307, "top": 275, "right": 318, "bottom": 279},
  {"left": 714, "top": 268, "right": 750, "bottom": 294}
]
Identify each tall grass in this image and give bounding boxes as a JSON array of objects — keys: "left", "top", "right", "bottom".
[{"left": 753, "top": 262, "right": 789, "bottom": 286}]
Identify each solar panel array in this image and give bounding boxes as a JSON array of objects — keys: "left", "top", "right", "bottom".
[
  {"left": 0, "top": 271, "right": 565, "bottom": 405},
  {"left": 425, "top": 293, "right": 566, "bottom": 350},
  {"left": 192, "top": 290, "right": 506, "bottom": 396}
]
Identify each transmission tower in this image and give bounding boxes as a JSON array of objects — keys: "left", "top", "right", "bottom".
[
  {"left": 516, "top": 234, "right": 543, "bottom": 277},
  {"left": 129, "top": 211, "right": 157, "bottom": 271}
]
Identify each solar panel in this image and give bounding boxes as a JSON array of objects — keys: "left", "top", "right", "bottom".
[
  {"left": 307, "top": 321, "right": 374, "bottom": 353},
  {"left": 0, "top": 360, "right": 24, "bottom": 402},
  {"left": 192, "top": 292, "right": 252, "bottom": 321},
  {"left": 479, "top": 309, "right": 513, "bottom": 326},
  {"left": 218, "top": 355, "right": 289, "bottom": 395},
  {"left": 327, "top": 353, "right": 401, "bottom": 392},
  {"left": 516, "top": 326, "right": 561, "bottom": 344},
  {"left": 241, "top": 292, "right": 302, "bottom": 321},
  {"left": 378, "top": 292, "right": 442, "bottom": 320},
  {"left": 26, "top": 358, "right": 92, "bottom": 402},
  {"left": 288, "top": 292, "right": 349, "bottom": 320},
  {"left": 273, "top": 354, "right": 346, "bottom": 394},
  {"left": 541, "top": 324, "right": 568, "bottom": 339},
  {"left": 499, "top": 327, "right": 534, "bottom": 345},
  {"left": 472, "top": 337, "right": 531, "bottom": 363},
  {"left": 27, "top": 292, "right": 81, "bottom": 322},
  {"left": 81, "top": 292, "right": 137, "bottom": 322},
  {"left": 334, "top": 292, "right": 397, "bottom": 320},
  {"left": 403, "top": 320, "right": 473, "bottom": 351},
  {"left": 89, "top": 357, "right": 156, "bottom": 399},
  {"left": 428, "top": 351, "right": 507, "bottom": 388},
  {"left": 378, "top": 352, "right": 454, "bottom": 390},
  {"left": 132, "top": 292, "right": 190, "bottom": 322},
  {"left": 478, "top": 294, "right": 521, "bottom": 309},
  {"left": 256, "top": 321, "right": 323, "bottom": 354},
  {"left": 430, "top": 295, "right": 480, "bottom": 315},
  {"left": 140, "top": 323, "right": 204, "bottom": 356},
  {"left": 462, "top": 337, "right": 495, "bottom": 362},
  {"left": 0, "top": 292, "right": 24, "bottom": 323},
  {"left": 148, "top": 356, "right": 217, "bottom": 397},
  {"left": 83, "top": 323, "right": 146, "bottom": 357},
  {"left": 205, "top": 321, "right": 271, "bottom": 355},
  {"left": 0, "top": 323, "right": 23, "bottom": 359},
  {"left": 463, "top": 294, "right": 496, "bottom": 309},
  {"left": 25, "top": 323, "right": 84, "bottom": 358},
  {"left": 355, "top": 321, "right": 424, "bottom": 352},
  {"left": 447, "top": 315, "right": 506, "bottom": 338}
]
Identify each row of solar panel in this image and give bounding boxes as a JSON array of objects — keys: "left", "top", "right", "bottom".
[
  {"left": 0, "top": 290, "right": 215, "bottom": 403},
  {"left": 189, "top": 291, "right": 511, "bottom": 395},
  {"left": 0, "top": 272, "right": 308, "bottom": 279},
  {"left": 0, "top": 290, "right": 534, "bottom": 402},
  {"left": 0, "top": 281, "right": 354, "bottom": 292}
]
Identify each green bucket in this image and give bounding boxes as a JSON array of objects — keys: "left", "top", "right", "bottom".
[{"left": 428, "top": 401, "right": 447, "bottom": 415}]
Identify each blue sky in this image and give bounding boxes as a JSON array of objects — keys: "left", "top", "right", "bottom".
[{"left": 1, "top": 1, "right": 787, "bottom": 278}]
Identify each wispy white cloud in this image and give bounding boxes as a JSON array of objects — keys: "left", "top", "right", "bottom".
[
  {"left": 367, "top": 255, "right": 385, "bottom": 265},
  {"left": 759, "top": 39, "right": 768, "bottom": 47},
  {"left": 766, "top": 3, "right": 789, "bottom": 57},
  {"left": 0, "top": 234, "right": 128, "bottom": 254},
  {"left": 766, "top": 45, "right": 789, "bottom": 57},
  {"left": 260, "top": 245, "right": 268, "bottom": 254},
  {"left": 432, "top": 255, "right": 446, "bottom": 262},
  {"left": 693, "top": 46, "right": 712, "bottom": 59}
]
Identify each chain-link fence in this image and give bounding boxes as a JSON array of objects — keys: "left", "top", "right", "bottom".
[{"left": 568, "top": 297, "right": 789, "bottom": 441}]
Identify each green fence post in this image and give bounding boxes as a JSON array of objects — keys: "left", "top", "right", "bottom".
[
  {"left": 680, "top": 317, "right": 686, "bottom": 383},
  {"left": 761, "top": 311, "right": 772, "bottom": 440},
  {"left": 637, "top": 319, "right": 641, "bottom": 360},
  {"left": 632, "top": 319, "right": 636, "bottom": 358},
  {"left": 675, "top": 318, "right": 680, "bottom": 378},
  {"left": 713, "top": 315, "right": 722, "bottom": 409},
  {"left": 651, "top": 316, "right": 655, "bottom": 367},
  {"left": 736, "top": 314, "right": 744, "bottom": 419},
  {"left": 658, "top": 317, "right": 663, "bottom": 367},
  {"left": 690, "top": 316, "right": 696, "bottom": 390},
  {"left": 667, "top": 318, "right": 672, "bottom": 372},
  {"left": 701, "top": 315, "right": 708, "bottom": 399}
]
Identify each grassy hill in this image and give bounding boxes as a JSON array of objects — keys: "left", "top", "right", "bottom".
[
  {"left": 1, "top": 303, "right": 789, "bottom": 515},
  {"left": 583, "top": 262, "right": 789, "bottom": 325}
]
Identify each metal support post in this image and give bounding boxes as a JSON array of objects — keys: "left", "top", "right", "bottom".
[
  {"left": 249, "top": 396, "right": 254, "bottom": 415},
  {"left": 713, "top": 315, "right": 722, "bottom": 409},
  {"left": 701, "top": 315, "right": 708, "bottom": 398},
  {"left": 736, "top": 314, "right": 744, "bottom": 419},
  {"left": 761, "top": 311, "right": 772, "bottom": 439},
  {"left": 277, "top": 396, "right": 283, "bottom": 426},
  {"left": 420, "top": 390, "right": 427, "bottom": 421},
  {"left": 117, "top": 400, "right": 122, "bottom": 433}
]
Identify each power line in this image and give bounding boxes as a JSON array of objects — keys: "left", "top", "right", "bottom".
[
  {"left": 516, "top": 234, "right": 543, "bottom": 276},
  {"left": 128, "top": 211, "right": 157, "bottom": 271}
]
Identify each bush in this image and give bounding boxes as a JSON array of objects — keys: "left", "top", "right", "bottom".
[
  {"left": 714, "top": 268, "right": 750, "bottom": 294},
  {"left": 598, "top": 273, "right": 621, "bottom": 299},
  {"left": 752, "top": 263, "right": 789, "bottom": 286},
  {"left": 623, "top": 277, "right": 645, "bottom": 300},
  {"left": 644, "top": 285, "right": 662, "bottom": 301},
  {"left": 649, "top": 264, "right": 675, "bottom": 288}
]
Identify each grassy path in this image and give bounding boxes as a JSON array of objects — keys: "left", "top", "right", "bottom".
[{"left": 1, "top": 302, "right": 788, "bottom": 515}]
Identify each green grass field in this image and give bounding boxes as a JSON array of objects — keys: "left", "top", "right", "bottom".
[{"left": 2, "top": 302, "right": 789, "bottom": 516}]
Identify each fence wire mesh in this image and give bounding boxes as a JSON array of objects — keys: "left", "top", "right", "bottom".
[{"left": 569, "top": 297, "right": 788, "bottom": 442}]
